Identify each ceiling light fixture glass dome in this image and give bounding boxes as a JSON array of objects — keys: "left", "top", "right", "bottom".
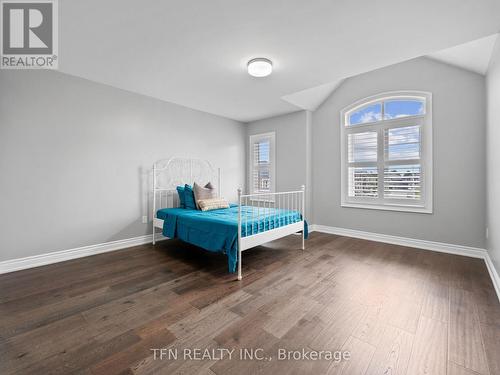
[{"left": 247, "top": 58, "right": 273, "bottom": 77}]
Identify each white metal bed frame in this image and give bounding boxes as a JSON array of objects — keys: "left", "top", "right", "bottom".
[{"left": 152, "top": 157, "right": 305, "bottom": 280}]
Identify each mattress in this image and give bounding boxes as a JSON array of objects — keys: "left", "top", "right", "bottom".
[{"left": 156, "top": 204, "right": 307, "bottom": 272}]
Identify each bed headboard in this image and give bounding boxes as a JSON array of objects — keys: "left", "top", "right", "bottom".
[{"left": 153, "top": 157, "right": 221, "bottom": 210}]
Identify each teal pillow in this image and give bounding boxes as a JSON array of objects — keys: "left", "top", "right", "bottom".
[
  {"left": 176, "top": 186, "right": 186, "bottom": 208},
  {"left": 184, "top": 184, "right": 197, "bottom": 210}
]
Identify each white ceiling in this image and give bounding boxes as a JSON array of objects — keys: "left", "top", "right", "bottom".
[
  {"left": 428, "top": 34, "right": 499, "bottom": 75},
  {"left": 59, "top": 1, "right": 500, "bottom": 122}
]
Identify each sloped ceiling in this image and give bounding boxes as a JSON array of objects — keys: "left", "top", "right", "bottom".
[
  {"left": 58, "top": 1, "right": 500, "bottom": 122},
  {"left": 428, "top": 34, "right": 499, "bottom": 75},
  {"left": 281, "top": 80, "right": 344, "bottom": 111}
]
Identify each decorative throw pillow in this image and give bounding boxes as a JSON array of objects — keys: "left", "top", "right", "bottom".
[
  {"left": 176, "top": 186, "right": 186, "bottom": 208},
  {"left": 193, "top": 182, "right": 217, "bottom": 209},
  {"left": 184, "top": 184, "right": 197, "bottom": 210},
  {"left": 197, "top": 198, "right": 230, "bottom": 211}
]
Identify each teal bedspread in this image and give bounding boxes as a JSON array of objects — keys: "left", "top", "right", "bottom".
[{"left": 156, "top": 204, "right": 308, "bottom": 273}]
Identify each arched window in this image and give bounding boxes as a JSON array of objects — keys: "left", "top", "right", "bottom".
[{"left": 340, "top": 91, "right": 432, "bottom": 213}]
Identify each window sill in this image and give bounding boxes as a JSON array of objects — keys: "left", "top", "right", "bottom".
[{"left": 341, "top": 202, "right": 432, "bottom": 214}]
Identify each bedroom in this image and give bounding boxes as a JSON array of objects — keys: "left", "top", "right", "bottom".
[{"left": 1, "top": 1, "right": 500, "bottom": 374}]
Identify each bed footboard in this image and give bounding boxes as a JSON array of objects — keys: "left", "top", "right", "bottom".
[{"left": 237, "top": 185, "right": 306, "bottom": 280}]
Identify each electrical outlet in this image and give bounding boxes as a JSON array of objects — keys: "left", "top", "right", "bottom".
[{"left": 142, "top": 216, "right": 148, "bottom": 224}]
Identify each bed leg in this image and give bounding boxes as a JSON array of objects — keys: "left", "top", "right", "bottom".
[
  {"left": 152, "top": 228, "right": 156, "bottom": 245},
  {"left": 237, "top": 188, "right": 242, "bottom": 280},
  {"left": 237, "top": 246, "right": 242, "bottom": 280},
  {"left": 301, "top": 185, "right": 306, "bottom": 250}
]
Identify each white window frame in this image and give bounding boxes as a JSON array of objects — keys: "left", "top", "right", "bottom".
[
  {"left": 340, "top": 91, "right": 433, "bottom": 213},
  {"left": 249, "top": 132, "right": 276, "bottom": 197}
]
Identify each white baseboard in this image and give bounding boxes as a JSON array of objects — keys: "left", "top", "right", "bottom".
[
  {"left": 0, "top": 233, "right": 167, "bottom": 275},
  {"left": 310, "top": 224, "right": 499, "bottom": 302},
  {"left": 484, "top": 253, "right": 500, "bottom": 302},
  {"left": 310, "top": 224, "right": 487, "bottom": 258}
]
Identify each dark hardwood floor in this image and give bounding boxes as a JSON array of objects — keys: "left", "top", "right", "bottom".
[{"left": 1, "top": 232, "right": 499, "bottom": 375}]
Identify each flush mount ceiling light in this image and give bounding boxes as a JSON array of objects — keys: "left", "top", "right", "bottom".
[{"left": 247, "top": 58, "right": 273, "bottom": 77}]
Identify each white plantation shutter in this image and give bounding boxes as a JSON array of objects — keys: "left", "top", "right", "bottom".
[
  {"left": 348, "top": 167, "right": 378, "bottom": 198},
  {"left": 384, "top": 126, "right": 421, "bottom": 161},
  {"left": 250, "top": 132, "right": 275, "bottom": 194},
  {"left": 348, "top": 132, "right": 377, "bottom": 162},
  {"left": 347, "top": 131, "right": 378, "bottom": 198},
  {"left": 341, "top": 92, "right": 432, "bottom": 213},
  {"left": 383, "top": 125, "right": 421, "bottom": 201},
  {"left": 384, "top": 165, "right": 421, "bottom": 200}
]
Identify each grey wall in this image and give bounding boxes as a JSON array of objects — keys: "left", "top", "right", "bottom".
[
  {"left": 246, "top": 110, "right": 312, "bottom": 219},
  {"left": 313, "top": 57, "right": 487, "bottom": 248},
  {"left": 246, "top": 110, "right": 307, "bottom": 192},
  {"left": 487, "top": 38, "right": 500, "bottom": 274},
  {"left": 0, "top": 70, "right": 246, "bottom": 262}
]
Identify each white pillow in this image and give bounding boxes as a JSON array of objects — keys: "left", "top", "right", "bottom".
[{"left": 197, "top": 198, "right": 229, "bottom": 211}]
